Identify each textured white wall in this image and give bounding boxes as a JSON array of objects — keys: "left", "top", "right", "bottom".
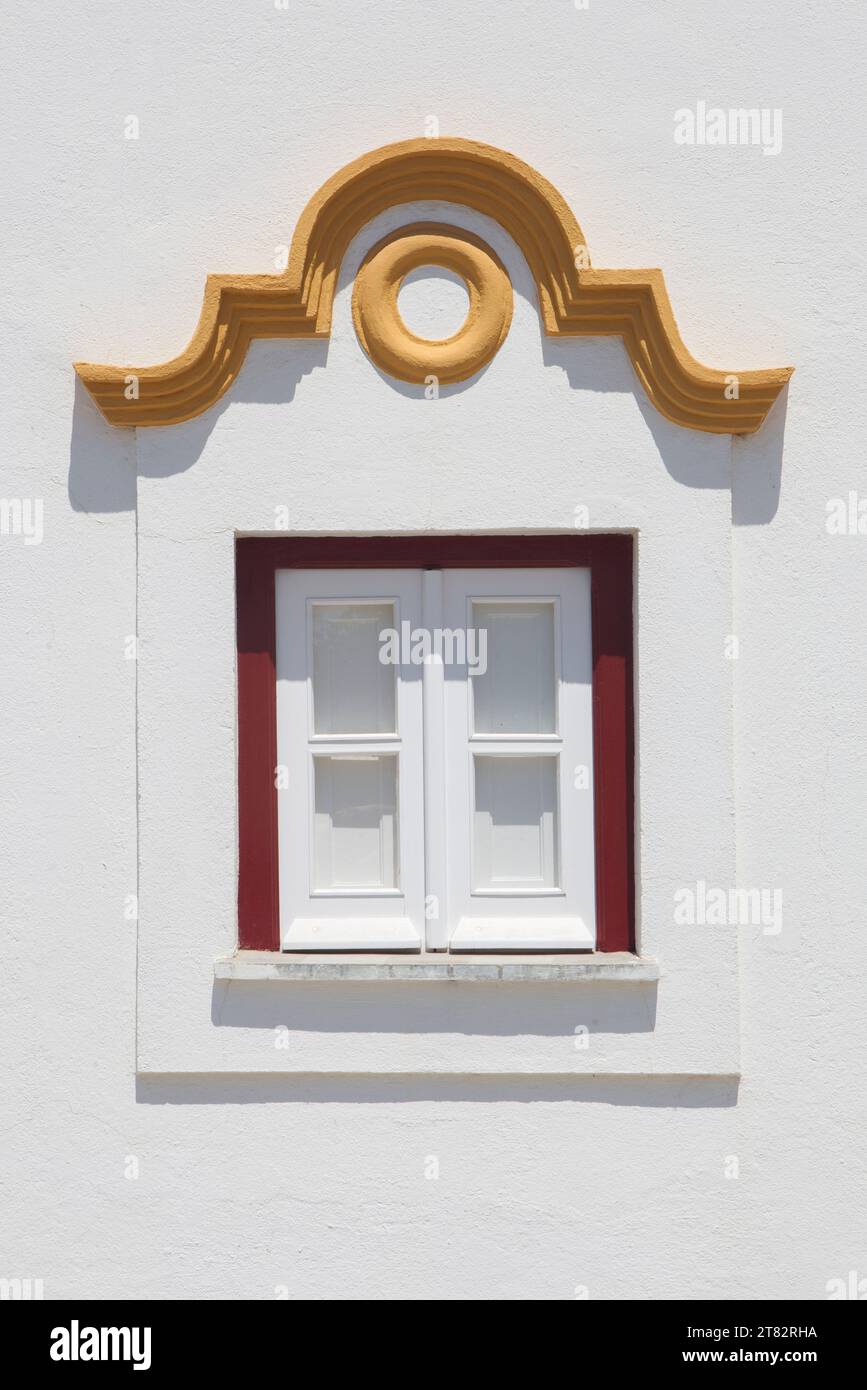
[{"left": 1, "top": 0, "right": 865, "bottom": 1300}]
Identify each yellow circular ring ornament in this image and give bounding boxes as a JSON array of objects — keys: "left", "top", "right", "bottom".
[{"left": 352, "top": 222, "right": 513, "bottom": 386}]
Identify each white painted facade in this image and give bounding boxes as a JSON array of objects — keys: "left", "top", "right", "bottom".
[{"left": 2, "top": 2, "right": 864, "bottom": 1300}]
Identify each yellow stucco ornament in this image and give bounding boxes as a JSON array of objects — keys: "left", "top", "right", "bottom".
[
  {"left": 75, "top": 137, "right": 792, "bottom": 433},
  {"left": 352, "top": 223, "right": 513, "bottom": 386}
]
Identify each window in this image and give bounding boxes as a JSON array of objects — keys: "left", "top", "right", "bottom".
[
  {"left": 237, "top": 536, "right": 634, "bottom": 954},
  {"left": 276, "top": 570, "right": 425, "bottom": 949}
]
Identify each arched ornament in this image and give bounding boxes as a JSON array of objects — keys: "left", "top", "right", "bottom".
[{"left": 75, "top": 137, "right": 792, "bottom": 434}]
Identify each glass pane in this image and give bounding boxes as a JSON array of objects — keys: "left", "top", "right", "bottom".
[
  {"left": 473, "top": 755, "right": 559, "bottom": 890},
  {"left": 471, "top": 601, "right": 555, "bottom": 735},
  {"left": 313, "top": 755, "right": 399, "bottom": 890},
  {"left": 312, "top": 602, "right": 395, "bottom": 735}
]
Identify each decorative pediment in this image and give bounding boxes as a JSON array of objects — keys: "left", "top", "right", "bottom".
[{"left": 75, "top": 137, "right": 791, "bottom": 434}]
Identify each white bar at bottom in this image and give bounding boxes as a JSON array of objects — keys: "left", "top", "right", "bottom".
[{"left": 450, "top": 917, "right": 595, "bottom": 950}]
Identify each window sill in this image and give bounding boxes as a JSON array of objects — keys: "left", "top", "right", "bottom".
[{"left": 214, "top": 950, "right": 659, "bottom": 983}]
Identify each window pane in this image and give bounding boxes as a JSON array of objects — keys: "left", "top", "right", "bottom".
[
  {"left": 473, "top": 755, "right": 559, "bottom": 890},
  {"left": 314, "top": 755, "right": 399, "bottom": 890},
  {"left": 471, "top": 601, "right": 555, "bottom": 734},
  {"left": 312, "top": 602, "right": 395, "bottom": 735}
]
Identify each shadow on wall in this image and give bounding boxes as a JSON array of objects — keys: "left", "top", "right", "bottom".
[
  {"left": 543, "top": 337, "right": 788, "bottom": 522},
  {"left": 731, "top": 392, "right": 787, "bottom": 525},
  {"left": 68, "top": 378, "right": 137, "bottom": 514},
  {"left": 201, "top": 979, "right": 663, "bottom": 1093},
  {"left": 210, "top": 978, "right": 658, "bottom": 1039},
  {"left": 67, "top": 340, "right": 330, "bottom": 507},
  {"left": 67, "top": 239, "right": 788, "bottom": 523},
  {"left": 136, "top": 1072, "right": 739, "bottom": 1107}
]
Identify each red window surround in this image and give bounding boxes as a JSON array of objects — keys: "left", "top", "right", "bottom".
[{"left": 236, "top": 535, "right": 635, "bottom": 953}]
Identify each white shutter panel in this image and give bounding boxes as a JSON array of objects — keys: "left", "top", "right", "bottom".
[
  {"left": 275, "top": 569, "right": 425, "bottom": 949},
  {"left": 442, "top": 567, "right": 597, "bottom": 949}
]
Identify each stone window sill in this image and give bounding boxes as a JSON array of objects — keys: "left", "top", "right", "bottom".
[{"left": 214, "top": 950, "right": 659, "bottom": 983}]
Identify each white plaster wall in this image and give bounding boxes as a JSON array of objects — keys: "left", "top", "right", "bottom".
[{"left": 1, "top": 0, "right": 865, "bottom": 1299}]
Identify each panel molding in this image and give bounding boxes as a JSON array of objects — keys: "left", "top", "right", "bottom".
[{"left": 76, "top": 137, "right": 792, "bottom": 433}]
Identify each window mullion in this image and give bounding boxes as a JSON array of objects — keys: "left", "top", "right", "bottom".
[{"left": 422, "top": 568, "right": 448, "bottom": 949}]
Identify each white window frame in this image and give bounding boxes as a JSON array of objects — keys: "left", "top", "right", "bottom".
[{"left": 275, "top": 565, "right": 596, "bottom": 951}]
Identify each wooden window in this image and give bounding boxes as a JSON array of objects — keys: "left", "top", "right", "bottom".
[{"left": 237, "top": 536, "right": 634, "bottom": 953}]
